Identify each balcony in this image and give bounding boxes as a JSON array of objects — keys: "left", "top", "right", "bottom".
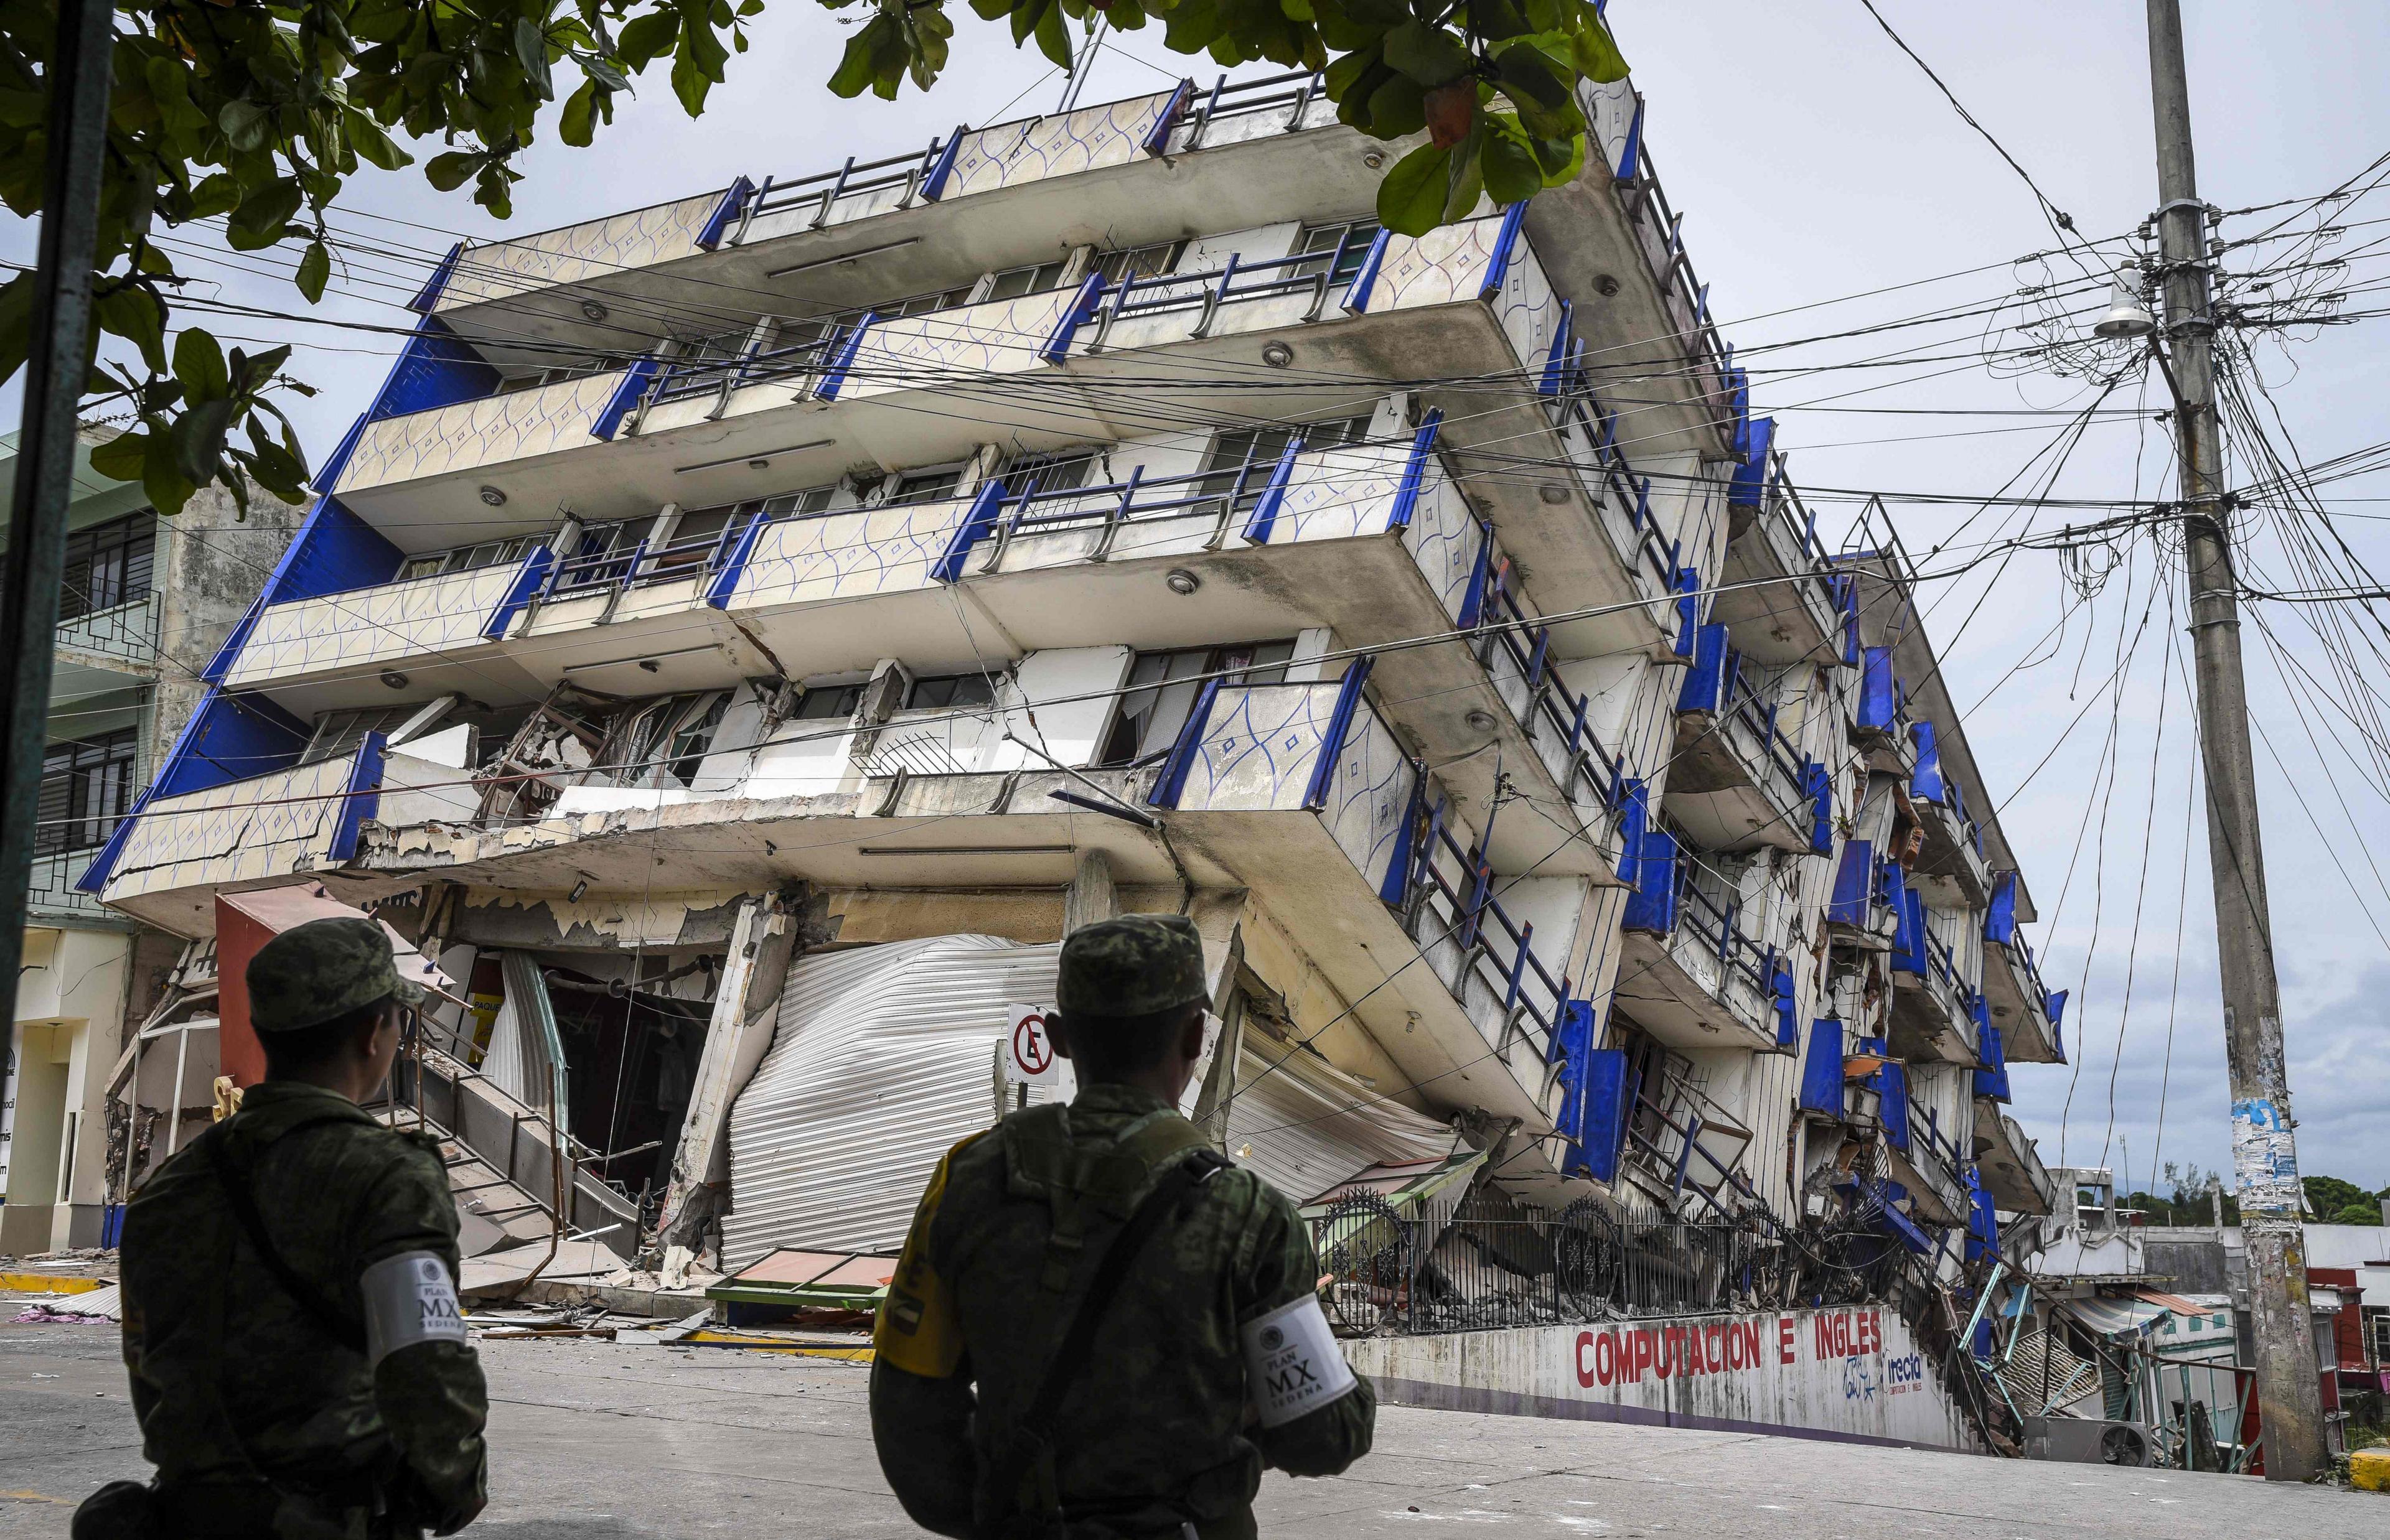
[
  {"left": 1616, "top": 1052, "right": 1759, "bottom": 1218},
  {"left": 55, "top": 591, "right": 162, "bottom": 674},
  {"left": 1666, "top": 623, "right": 1825, "bottom": 855},
  {"left": 1887, "top": 888, "right": 1977, "bottom": 1065},
  {"left": 1982, "top": 870, "right": 2064, "bottom": 1063},
  {"left": 25, "top": 849, "right": 128, "bottom": 928},
  {"left": 1613, "top": 801, "right": 1788, "bottom": 1054},
  {"left": 1849, "top": 646, "right": 1916, "bottom": 778},
  {"left": 429, "top": 73, "right": 1362, "bottom": 326},
  {"left": 1711, "top": 435, "right": 1847, "bottom": 667},
  {"left": 1540, "top": 372, "right": 1703, "bottom": 653},
  {"left": 1971, "top": 1103, "right": 2054, "bottom": 1217},
  {"left": 1906, "top": 722, "right": 1990, "bottom": 908},
  {"left": 97, "top": 739, "right": 386, "bottom": 935},
  {"left": 1150, "top": 673, "right": 1601, "bottom": 1138}
]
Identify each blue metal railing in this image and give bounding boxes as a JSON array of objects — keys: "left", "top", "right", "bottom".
[
  {"left": 1082, "top": 233, "right": 1382, "bottom": 350},
  {"left": 1614, "top": 136, "right": 1736, "bottom": 433},
  {"left": 1669, "top": 858, "right": 1778, "bottom": 1013},
  {"left": 1473, "top": 570, "right": 1627, "bottom": 815},
  {"left": 1394, "top": 788, "right": 1573, "bottom": 1060},
  {"left": 1717, "top": 651, "right": 1811, "bottom": 808},
  {"left": 1546, "top": 368, "right": 1684, "bottom": 596},
  {"left": 643, "top": 331, "right": 846, "bottom": 412}
]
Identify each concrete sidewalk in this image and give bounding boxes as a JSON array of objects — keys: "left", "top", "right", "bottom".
[{"left": 4, "top": 1322, "right": 2380, "bottom": 1538}]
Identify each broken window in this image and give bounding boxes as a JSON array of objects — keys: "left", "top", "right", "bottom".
[
  {"left": 882, "top": 466, "right": 965, "bottom": 507},
  {"left": 1095, "top": 640, "right": 1298, "bottom": 767},
  {"left": 396, "top": 535, "right": 532, "bottom": 583},
  {"left": 1092, "top": 240, "right": 1187, "bottom": 286},
  {"left": 1289, "top": 221, "right": 1381, "bottom": 286},
  {"left": 494, "top": 357, "right": 632, "bottom": 393},
  {"left": 595, "top": 691, "right": 731, "bottom": 788},
  {"left": 983, "top": 259, "right": 1070, "bottom": 303},
  {"left": 1001, "top": 448, "right": 1100, "bottom": 498},
  {"left": 792, "top": 682, "right": 866, "bottom": 721}
]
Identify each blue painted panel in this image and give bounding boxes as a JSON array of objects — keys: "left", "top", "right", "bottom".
[
  {"left": 1966, "top": 1169, "right": 1999, "bottom": 1263},
  {"left": 1456, "top": 522, "right": 1494, "bottom": 629},
  {"left": 1724, "top": 370, "right": 1751, "bottom": 459},
  {"left": 932, "top": 481, "right": 1008, "bottom": 584},
  {"left": 1549, "top": 998, "right": 1596, "bottom": 1139},
  {"left": 1672, "top": 566, "right": 1702, "bottom": 653},
  {"left": 1891, "top": 884, "right": 1928, "bottom": 976},
  {"left": 1801, "top": 758, "right": 1833, "bottom": 854},
  {"left": 374, "top": 316, "right": 501, "bottom": 422},
  {"left": 1377, "top": 773, "right": 1426, "bottom": 905},
  {"left": 1859, "top": 647, "right": 1898, "bottom": 731},
  {"left": 1910, "top": 720, "right": 1947, "bottom": 804},
  {"left": 1141, "top": 80, "right": 1194, "bottom": 154},
  {"left": 1039, "top": 278, "right": 1104, "bottom": 363},
  {"left": 920, "top": 129, "right": 965, "bottom": 200},
  {"left": 328, "top": 734, "right": 388, "bottom": 862},
  {"left": 1799, "top": 1015, "right": 1845, "bottom": 1114},
  {"left": 1383, "top": 409, "right": 1445, "bottom": 532},
  {"left": 1537, "top": 301, "right": 1575, "bottom": 396},
  {"left": 1477, "top": 199, "right": 1532, "bottom": 301},
  {"left": 1241, "top": 438, "right": 1304, "bottom": 544},
  {"left": 1621, "top": 822, "right": 1677, "bottom": 935},
  {"left": 1146, "top": 679, "right": 1221, "bottom": 809},
  {"left": 1876, "top": 1061, "right": 1911, "bottom": 1152},
  {"left": 1984, "top": 869, "right": 2018, "bottom": 945},
  {"left": 2046, "top": 988, "right": 2068, "bottom": 1062},
  {"left": 1613, "top": 96, "right": 1644, "bottom": 183},
  {"left": 1301, "top": 657, "right": 1375, "bottom": 810},
  {"left": 695, "top": 175, "right": 756, "bottom": 250},
  {"left": 1341, "top": 230, "right": 1391, "bottom": 314},
  {"left": 1610, "top": 777, "right": 1647, "bottom": 889},
  {"left": 1728, "top": 416, "right": 1774, "bottom": 507},
  {"left": 1572, "top": 1046, "right": 1631, "bottom": 1182},
  {"left": 590, "top": 356, "right": 662, "bottom": 440},
  {"left": 706, "top": 512, "right": 770, "bottom": 608},
  {"left": 1879, "top": 1196, "right": 1933, "bottom": 1256},
  {"left": 1772, "top": 964, "right": 1799, "bottom": 1048},
  {"left": 1675, "top": 623, "right": 1729, "bottom": 714},
  {"left": 204, "top": 496, "right": 406, "bottom": 682},
  {"left": 1974, "top": 1020, "right": 2011, "bottom": 1103},
  {"left": 406, "top": 243, "right": 464, "bottom": 312},
  {"left": 485, "top": 546, "right": 556, "bottom": 638},
  {"left": 1825, "top": 838, "right": 1875, "bottom": 926}
]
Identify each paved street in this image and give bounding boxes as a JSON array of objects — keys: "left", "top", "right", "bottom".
[{"left": 4, "top": 1322, "right": 2383, "bottom": 1538}]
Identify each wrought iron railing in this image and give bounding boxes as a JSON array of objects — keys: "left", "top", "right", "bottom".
[
  {"left": 1667, "top": 862, "right": 1778, "bottom": 1024},
  {"left": 1082, "top": 237, "right": 1376, "bottom": 348},
  {"left": 1615, "top": 138, "right": 1736, "bottom": 431},
  {"left": 1547, "top": 374, "right": 1687, "bottom": 596},
  {"left": 1312, "top": 1189, "right": 1766, "bottom": 1336},
  {"left": 55, "top": 591, "right": 161, "bottom": 670},
  {"left": 643, "top": 332, "right": 844, "bottom": 413},
  {"left": 1471, "top": 574, "right": 1627, "bottom": 815},
  {"left": 1175, "top": 68, "right": 1328, "bottom": 149},
  {"left": 1391, "top": 788, "right": 1573, "bottom": 1060},
  {"left": 1717, "top": 653, "right": 1811, "bottom": 810},
  {"left": 26, "top": 848, "right": 118, "bottom": 923}
]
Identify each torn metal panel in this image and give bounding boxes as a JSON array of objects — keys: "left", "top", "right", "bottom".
[
  {"left": 1220, "top": 1038, "right": 1456, "bottom": 1208},
  {"left": 450, "top": 888, "right": 758, "bottom": 951}
]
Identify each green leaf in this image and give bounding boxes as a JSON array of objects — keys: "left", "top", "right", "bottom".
[
  {"left": 96, "top": 284, "right": 168, "bottom": 371},
  {"left": 617, "top": 8, "right": 682, "bottom": 66},
  {"left": 296, "top": 241, "right": 331, "bottom": 303},
  {"left": 1382, "top": 19, "right": 1474, "bottom": 88},
  {"left": 140, "top": 429, "right": 200, "bottom": 518},
  {"left": 1441, "top": 119, "right": 1487, "bottom": 222},
  {"left": 515, "top": 17, "right": 555, "bottom": 98},
  {"left": 1492, "top": 39, "right": 1568, "bottom": 110},
  {"left": 233, "top": 343, "right": 293, "bottom": 394},
  {"left": 187, "top": 173, "right": 242, "bottom": 218},
  {"left": 87, "top": 428, "right": 150, "bottom": 483},
  {"left": 1033, "top": 1, "right": 1074, "bottom": 72},
  {"left": 1377, "top": 140, "right": 1453, "bottom": 236},
  {"left": 1571, "top": 16, "right": 1629, "bottom": 85},
  {"left": 424, "top": 150, "right": 480, "bottom": 191},
  {"left": 559, "top": 78, "right": 600, "bottom": 144},
  {"left": 1480, "top": 117, "right": 1541, "bottom": 205},
  {"left": 218, "top": 98, "right": 273, "bottom": 153},
  {"left": 0, "top": 273, "right": 29, "bottom": 386},
  {"left": 225, "top": 179, "right": 306, "bottom": 250},
  {"left": 343, "top": 107, "right": 411, "bottom": 170},
  {"left": 1365, "top": 71, "right": 1427, "bottom": 139},
  {"left": 173, "top": 326, "right": 230, "bottom": 403}
]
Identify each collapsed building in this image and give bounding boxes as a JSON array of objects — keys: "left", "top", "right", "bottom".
[{"left": 87, "top": 65, "right": 2069, "bottom": 1447}]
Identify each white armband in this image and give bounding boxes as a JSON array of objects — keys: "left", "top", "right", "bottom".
[
  {"left": 360, "top": 1250, "right": 468, "bottom": 1365},
  {"left": 1241, "top": 1294, "right": 1359, "bottom": 1428}
]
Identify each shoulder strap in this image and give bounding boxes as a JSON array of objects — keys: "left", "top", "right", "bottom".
[
  {"left": 1024, "top": 1144, "right": 1230, "bottom": 1435},
  {"left": 204, "top": 1121, "right": 371, "bottom": 1355}
]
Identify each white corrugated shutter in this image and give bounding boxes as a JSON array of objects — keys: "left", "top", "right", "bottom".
[
  {"left": 1221, "top": 1040, "right": 1455, "bottom": 1207},
  {"left": 721, "top": 935, "right": 1061, "bottom": 1268}
]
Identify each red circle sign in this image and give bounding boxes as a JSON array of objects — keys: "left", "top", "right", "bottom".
[{"left": 1011, "top": 1012, "right": 1052, "bottom": 1075}]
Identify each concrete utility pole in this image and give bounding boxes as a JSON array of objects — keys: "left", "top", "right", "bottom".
[{"left": 2143, "top": 0, "right": 2327, "bottom": 1482}]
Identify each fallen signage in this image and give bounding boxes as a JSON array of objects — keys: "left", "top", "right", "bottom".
[{"left": 1344, "top": 1304, "right": 1977, "bottom": 1450}]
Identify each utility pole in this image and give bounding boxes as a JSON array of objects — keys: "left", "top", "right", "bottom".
[
  {"left": 0, "top": 0, "right": 115, "bottom": 1027},
  {"left": 2144, "top": 0, "right": 2327, "bottom": 1482}
]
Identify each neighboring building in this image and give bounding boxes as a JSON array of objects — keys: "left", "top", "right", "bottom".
[
  {"left": 0, "top": 431, "right": 302, "bottom": 1253},
  {"left": 88, "top": 68, "right": 2066, "bottom": 1443}
]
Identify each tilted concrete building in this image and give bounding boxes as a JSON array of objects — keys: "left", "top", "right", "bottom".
[{"left": 89, "top": 67, "right": 2069, "bottom": 1441}]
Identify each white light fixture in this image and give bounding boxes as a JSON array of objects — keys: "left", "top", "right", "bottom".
[
  {"left": 1464, "top": 707, "right": 1499, "bottom": 735},
  {"left": 1261, "top": 341, "right": 1295, "bottom": 368},
  {"left": 478, "top": 485, "right": 507, "bottom": 506},
  {"left": 1166, "top": 568, "right": 1201, "bottom": 595},
  {"left": 2092, "top": 267, "right": 2157, "bottom": 340},
  {"left": 579, "top": 298, "right": 610, "bottom": 322}
]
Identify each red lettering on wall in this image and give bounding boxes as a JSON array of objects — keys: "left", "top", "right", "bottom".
[
  {"left": 1738, "top": 1320, "right": 1761, "bottom": 1370},
  {"left": 1595, "top": 1331, "right": 1617, "bottom": 1385},
  {"left": 1577, "top": 1331, "right": 1597, "bottom": 1388},
  {"left": 1779, "top": 1315, "right": 1797, "bottom": 1365},
  {"left": 1631, "top": 1330, "right": 1654, "bottom": 1381}
]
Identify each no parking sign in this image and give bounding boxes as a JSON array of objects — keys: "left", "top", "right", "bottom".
[{"left": 1003, "top": 1002, "right": 1064, "bottom": 1086}]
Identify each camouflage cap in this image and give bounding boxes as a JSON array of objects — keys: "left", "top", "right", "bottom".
[
  {"left": 1057, "top": 913, "right": 1209, "bottom": 1019},
  {"left": 246, "top": 916, "right": 426, "bottom": 1034}
]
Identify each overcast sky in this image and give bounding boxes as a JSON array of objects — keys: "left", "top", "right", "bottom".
[{"left": 9, "top": 3, "right": 2385, "bottom": 1193}]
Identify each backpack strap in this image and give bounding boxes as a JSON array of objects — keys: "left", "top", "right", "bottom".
[
  {"left": 1003, "top": 1144, "right": 1233, "bottom": 1536},
  {"left": 204, "top": 1121, "right": 371, "bottom": 1355}
]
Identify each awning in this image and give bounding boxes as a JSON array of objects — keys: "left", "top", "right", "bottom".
[
  {"left": 217, "top": 884, "right": 457, "bottom": 1088},
  {"left": 2062, "top": 1294, "right": 2172, "bottom": 1338}
]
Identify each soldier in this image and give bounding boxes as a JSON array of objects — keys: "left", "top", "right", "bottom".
[
  {"left": 82, "top": 917, "right": 488, "bottom": 1539},
  {"left": 871, "top": 913, "right": 1375, "bottom": 1539}
]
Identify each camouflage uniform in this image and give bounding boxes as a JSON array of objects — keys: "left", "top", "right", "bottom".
[
  {"left": 871, "top": 915, "right": 1375, "bottom": 1539},
  {"left": 110, "top": 919, "right": 487, "bottom": 1539}
]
